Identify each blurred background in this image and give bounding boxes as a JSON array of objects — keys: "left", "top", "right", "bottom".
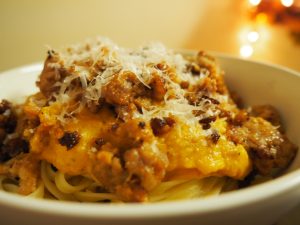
[
  {"left": 0, "top": 0, "right": 300, "bottom": 72},
  {"left": 0, "top": 0, "right": 300, "bottom": 224}
]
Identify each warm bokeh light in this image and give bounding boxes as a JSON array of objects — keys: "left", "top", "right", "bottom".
[
  {"left": 240, "top": 44, "right": 254, "bottom": 58},
  {"left": 249, "top": 0, "right": 261, "bottom": 6},
  {"left": 247, "top": 31, "right": 260, "bottom": 42},
  {"left": 256, "top": 13, "right": 269, "bottom": 24},
  {"left": 281, "top": 0, "right": 294, "bottom": 7}
]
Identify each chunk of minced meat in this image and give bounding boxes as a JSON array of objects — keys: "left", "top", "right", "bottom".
[
  {"left": 227, "top": 117, "right": 297, "bottom": 175},
  {"left": 0, "top": 154, "right": 40, "bottom": 195},
  {"left": 0, "top": 138, "right": 29, "bottom": 162},
  {"left": 102, "top": 72, "right": 149, "bottom": 105},
  {"left": 149, "top": 74, "right": 166, "bottom": 101},
  {"left": 250, "top": 105, "right": 282, "bottom": 129},
  {"left": 196, "top": 51, "right": 228, "bottom": 95},
  {"left": 0, "top": 100, "right": 26, "bottom": 162},
  {"left": 36, "top": 56, "right": 66, "bottom": 97},
  {"left": 0, "top": 100, "right": 17, "bottom": 135}
]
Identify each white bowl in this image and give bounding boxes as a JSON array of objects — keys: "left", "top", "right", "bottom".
[{"left": 0, "top": 53, "right": 300, "bottom": 225}]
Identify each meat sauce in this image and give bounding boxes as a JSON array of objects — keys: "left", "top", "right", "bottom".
[{"left": 0, "top": 40, "right": 297, "bottom": 202}]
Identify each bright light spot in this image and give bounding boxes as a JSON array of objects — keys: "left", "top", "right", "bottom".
[
  {"left": 249, "top": 0, "right": 261, "bottom": 6},
  {"left": 247, "top": 31, "right": 260, "bottom": 43},
  {"left": 240, "top": 45, "right": 254, "bottom": 58},
  {"left": 281, "top": 0, "right": 294, "bottom": 7}
]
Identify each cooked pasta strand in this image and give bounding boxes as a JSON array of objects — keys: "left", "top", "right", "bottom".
[{"left": 41, "top": 161, "right": 76, "bottom": 201}]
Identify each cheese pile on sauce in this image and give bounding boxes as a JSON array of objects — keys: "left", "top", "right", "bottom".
[{"left": 23, "top": 37, "right": 253, "bottom": 201}]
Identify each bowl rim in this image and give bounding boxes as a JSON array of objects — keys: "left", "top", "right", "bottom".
[{"left": 0, "top": 52, "right": 300, "bottom": 220}]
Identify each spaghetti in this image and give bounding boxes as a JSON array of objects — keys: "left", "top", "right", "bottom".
[{"left": 0, "top": 160, "right": 230, "bottom": 202}]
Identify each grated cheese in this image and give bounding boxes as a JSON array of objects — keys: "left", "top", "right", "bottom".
[{"left": 42, "top": 37, "right": 229, "bottom": 125}]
